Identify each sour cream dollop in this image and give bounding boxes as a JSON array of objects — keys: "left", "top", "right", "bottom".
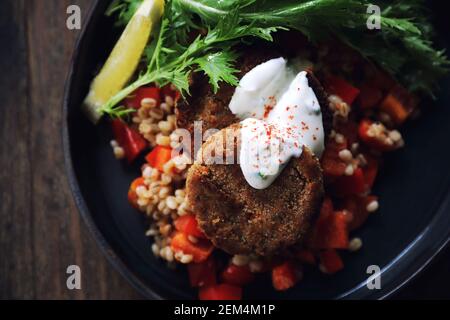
[{"left": 229, "top": 58, "right": 325, "bottom": 189}]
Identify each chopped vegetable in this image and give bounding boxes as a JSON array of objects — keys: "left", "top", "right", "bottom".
[
  {"left": 321, "top": 138, "right": 348, "bottom": 178},
  {"left": 362, "top": 155, "right": 379, "bottom": 190},
  {"left": 128, "top": 177, "right": 145, "bottom": 209},
  {"left": 145, "top": 145, "right": 173, "bottom": 172},
  {"left": 310, "top": 207, "right": 349, "bottom": 250},
  {"left": 325, "top": 75, "right": 360, "bottom": 105},
  {"left": 272, "top": 261, "right": 298, "bottom": 291},
  {"left": 188, "top": 256, "right": 216, "bottom": 287},
  {"left": 357, "top": 83, "right": 383, "bottom": 109},
  {"left": 333, "top": 167, "right": 367, "bottom": 197},
  {"left": 161, "top": 84, "right": 181, "bottom": 101},
  {"left": 319, "top": 249, "right": 344, "bottom": 274},
  {"left": 221, "top": 264, "right": 255, "bottom": 286},
  {"left": 124, "top": 86, "right": 161, "bottom": 109},
  {"left": 296, "top": 249, "right": 316, "bottom": 265},
  {"left": 174, "top": 214, "right": 206, "bottom": 239},
  {"left": 343, "top": 195, "right": 378, "bottom": 231},
  {"left": 111, "top": 119, "right": 148, "bottom": 163},
  {"left": 380, "top": 85, "right": 417, "bottom": 125},
  {"left": 199, "top": 284, "right": 242, "bottom": 300},
  {"left": 358, "top": 119, "right": 398, "bottom": 152},
  {"left": 335, "top": 120, "right": 358, "bottom": 146},
  {"left": 171, "top": 231, "right": 213, "bottom": 263}
]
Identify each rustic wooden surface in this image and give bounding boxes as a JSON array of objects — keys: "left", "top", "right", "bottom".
[
  {"left": 0, "top": 0, "right": 142, "bottom": 300},
  {"left": 0, "top": 0, "right": 448, "bottom": 300}
]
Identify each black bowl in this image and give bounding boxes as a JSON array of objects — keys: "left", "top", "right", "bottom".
[{"left": 63, "top": 0, "right": 450, "bottom": 299}]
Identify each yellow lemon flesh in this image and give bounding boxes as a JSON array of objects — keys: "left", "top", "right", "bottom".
[{"left": 83, "top": 0, "right": 165, "bottom": 123}]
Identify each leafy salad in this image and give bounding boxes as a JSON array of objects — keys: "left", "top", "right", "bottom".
[{"left": 90, "top": 0, "right": 449, "bottom": 122}]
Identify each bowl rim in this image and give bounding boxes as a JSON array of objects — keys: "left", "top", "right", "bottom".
[
  {"left": 62, "top": 0, "right": 450, "bottom": 300},
  {"left": 62, "top": 0, "right": 163, "bottom": 300}
]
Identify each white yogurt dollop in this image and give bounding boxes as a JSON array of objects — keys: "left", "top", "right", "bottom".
[{"left": 230, "top": 58, "right": 325, "bottom": 189}]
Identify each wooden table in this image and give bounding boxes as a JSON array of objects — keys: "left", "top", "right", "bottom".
[{"left": 0, "top": 0, "right": 448, "bottom": 300}]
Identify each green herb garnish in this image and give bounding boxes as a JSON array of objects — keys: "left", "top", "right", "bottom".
[{"left": 102, "top": 0, "right": 449, "bottom": 118}]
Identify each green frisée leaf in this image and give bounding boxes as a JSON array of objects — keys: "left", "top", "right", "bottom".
[
  {"left": 195, "top": 51, "right": 240, "bottom": 93},
  {"left": 101, "top": 1, "right": 281, "bottom": 117},
  {"left": 106, "top": 0, "right": 144, "bottom": 26},
  {"left": 174, "top": 0, "right": 449, "bottom": 96}
]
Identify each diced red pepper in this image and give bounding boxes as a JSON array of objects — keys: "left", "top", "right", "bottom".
[
  {"left": 333, "top": 167, "right": 366, "bottom": 197},
  {"left": 199, "top": 284, "right": 242, "bottom": 300},
  {"left": 171, "top": 232, "right": 213, "bottom": 263},
  {"left": 319, "top": 249, "right": 344, "bottom": 274},
  {"left": 358, "top": 119, "right": 397, "bottom": 152},
  {"left": 124, "top": 86, "right": 161, "bottom": 109},
  {"left": 272, "top": 261, "right": 298, "bottom": 291},
  {"left": 321, "top": 197, "right": 334, "bottom": 216},
  {"left": 111, "top": 119, "right": 147, "bottom": 163},
  {"left": 296, "top": 249, "right": 316, "bottom": 265},
  {"left": 310, "top": 208, "right": 349, "bottom": 249},
  {"left": 335, "top": 120, "right": 359, "bottom": 146},
  {"left": 363, "top": 155, "right": 379, "bottom": 190},
  {"left": 325, "top": 75, "right": 360, "bottom": 105},
  {"left": 343, "top": 195, "right": 378, "bottom": 231},
  {"left": 161, "top": 84, "right": 182, "bottom": 104},
  {"left": 145, "top": 145, "right": 173, "bottom": 172},
  {"left": 357, "top": 83, "right": 383, "bottom": 109},
  {"left": 221, "top": 264, "right": 255, "bottom": 286},
  {"left": 128, "top": 177, "right": 145, "bottom": 209},
  {"left": 188, "top": 256, "right": 216, "bottom": 287},
  {"left": 370, "top": 70, "right": 396, "bottom": 92},
  {"left": 321, "top": 138, "right": 348, "bottom": 178},
  {"left": 174, "top": 214, "right": 206, "bottom": 239}
]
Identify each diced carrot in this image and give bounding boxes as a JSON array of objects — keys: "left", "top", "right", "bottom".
[
  {"left": 333, "top": 167, "right": 367, "bottom": 197},
  {"left": 188, "top": 256, "right": 216, "bottom": 287},
  {"left": 221, "top": 264, "right": 255, "bottom": 286},
  {"left": 319, "top": 249, "right": 344, "bottom": 274},
  {"left": 199, "top": 284, "right": 242, "bottom": 300},
  {"left": 145, "top": 145, "right": 173, "bottom": 172},
  {"left": 272, "top": 262, "right": 298, "bottom": 291},
  {"left": 379, "top": 85, "right": 417, "bottom": 125},
  {"left": 296, "top": 249, "right": 316, "bottom": 265},
  {"left": 111, "top": 119, "right": 148, "bottom": 163},
  {"left": 174, "top": 214, "right": 206, "bottom": 239},
  {"left": 128, "top": 177, "right": 145, "bottom": 209},
  {"left": 325, "top": 75, "right": 360, "bottom": 105},
  {"left": 124, "top": 86, "right": 161, "bottom": 109},
  {"left": 171, "top": 232, "right": 213, "bottom": 263}
]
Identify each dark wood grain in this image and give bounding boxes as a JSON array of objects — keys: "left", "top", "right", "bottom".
[
  {"left": 0, "top": 0, "right": 448, "bottom": 300},
  {"left": 0, "top": 0, "right": 142, "bottom": 300}
]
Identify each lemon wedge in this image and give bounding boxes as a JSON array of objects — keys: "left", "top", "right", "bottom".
[{"left": 83, "top": 0, "right": 165, "bottom": 124}]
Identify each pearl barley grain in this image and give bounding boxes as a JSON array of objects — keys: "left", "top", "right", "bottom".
[
  {"left": 348, "top": 238, "right": 363, "bottom": 252},
  {"left": 366, "top": 200, "right": 379, "bottom": 213}
]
